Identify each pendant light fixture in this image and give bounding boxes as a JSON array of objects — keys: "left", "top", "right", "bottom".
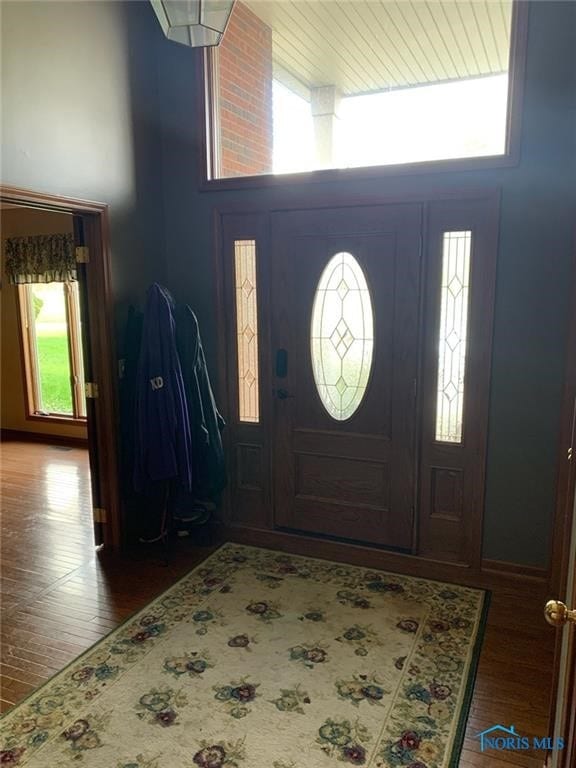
[{"left": 151, "top": 0, "right": 235, "bottom": 47}]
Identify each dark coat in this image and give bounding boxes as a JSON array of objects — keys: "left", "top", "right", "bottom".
[
  {"left": 175, "top": 305, "right": 226, "bottom": 500},
  {"left": 133, "top": 284, "right": 192, "bottom": 492}
]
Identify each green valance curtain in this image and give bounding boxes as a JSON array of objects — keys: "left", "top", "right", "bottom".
[{"left": 5, "top": 233, "right": 76, "bottom": 284}]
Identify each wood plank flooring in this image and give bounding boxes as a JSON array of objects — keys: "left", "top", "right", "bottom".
[
  {"left": 0, "top": 440, "right": 216, "bottom": 714},
  {"left": 0, "top": 440, "right": 557, "bottom": 767}
]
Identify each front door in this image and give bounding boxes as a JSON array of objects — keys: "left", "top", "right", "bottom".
[{"left": 270, "top": 204, "right": 422, "bottom": 549}]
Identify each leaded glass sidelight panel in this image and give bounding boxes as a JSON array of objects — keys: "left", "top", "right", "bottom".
[
  {"left": 310, "top": 252, "right": 374, "bottom": 421},
  {"left": 234, "top": 239, "right": 259, "bottom": 423},
  {"left": 435, "top": 231, "right": 472, "bottom": 443}
]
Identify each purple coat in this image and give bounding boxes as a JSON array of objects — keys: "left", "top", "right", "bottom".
[{"left": 133, "top": 284, "right": 192, "bottom": 492}]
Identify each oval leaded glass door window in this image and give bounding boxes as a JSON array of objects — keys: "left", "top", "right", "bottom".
[{"left": 310, "top": 252, "right": 374, "bottom": 420}]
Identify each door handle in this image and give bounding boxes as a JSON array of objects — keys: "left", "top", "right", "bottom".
[
  {"left": 544, "top": 600, "right": 576, "bottom": 627},
  {"left": 276, "top": 388, "right": 294, "bottom": 400},
  {"left": 276, "top": 349, "right": 288, "bottom": 378}
]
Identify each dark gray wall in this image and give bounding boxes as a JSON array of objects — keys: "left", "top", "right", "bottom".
[
  {"left": 1, "top": 0, "right": 167, "bottom": 325},
  {"left": 158, "top": 1, "right": 576, "bottom": 568}
]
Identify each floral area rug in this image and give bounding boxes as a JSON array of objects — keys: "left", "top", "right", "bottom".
[{"left": 0, "top": 544, "right": 488, "bottom": 768}]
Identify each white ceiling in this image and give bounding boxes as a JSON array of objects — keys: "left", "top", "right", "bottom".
[{"left": 244, "top": 0, "right": 513, "bottom": 98}]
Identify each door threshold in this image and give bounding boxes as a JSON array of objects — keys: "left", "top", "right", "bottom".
[{"left": 274, "top": 525, "right": 413, "bottom": 556}]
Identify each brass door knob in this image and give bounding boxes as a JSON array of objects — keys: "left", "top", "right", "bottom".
[{"left": 544, "top": 600, "right": 576, "bottom": 627}]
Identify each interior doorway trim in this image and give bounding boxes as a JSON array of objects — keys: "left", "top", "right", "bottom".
[{"left": 0, "top": 185, "right": 121, "bottom": 550}]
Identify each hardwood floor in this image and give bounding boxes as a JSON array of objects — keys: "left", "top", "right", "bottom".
[
  {"left": 0, "top": 439, "right": 556, "bottom": 767},
  {"left": 0, "top": 440, "right": 216, "bottom": 713},
  {"left": 461, "top": 582, "right": 555, "bottom": 768}
]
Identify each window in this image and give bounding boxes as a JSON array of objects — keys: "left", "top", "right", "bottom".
[
  {"left": 206, "top": 0, "right": 520, "bottom": 180},
  {"left": 310, "top": 252, "right": 374, "bottom": 421},
  {"left": 435, "top": 231, "right": 472, "bottom": 443},
  {"left": 18, "top": 281, "right": 86, "bottom": 420},
  {"left": 234, "top": 239, "right": 260, "bottom": 423}
]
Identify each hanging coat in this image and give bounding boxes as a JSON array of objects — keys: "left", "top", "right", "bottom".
[
  {"left": 133, "top": 284, "right": 192, "bottom": 492},
  {"left": 175, "top": 305, "right": 226, "bottom": 500}
]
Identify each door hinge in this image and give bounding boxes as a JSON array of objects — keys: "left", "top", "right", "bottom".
[
  {"left": 75, "top": 246, "right": 89, "bottom": 264},
  {"left": 85, "top": 382, "right": 99, "bottom": 399},
  {"left": 568, "top": 446, "right": 573, "bottom": 462},
  {"left": 93, "top": 507, "right": 107, "bottom": 523}
]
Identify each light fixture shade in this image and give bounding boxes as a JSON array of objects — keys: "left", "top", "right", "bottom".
[{"left": 151, "top": 0, "right": 235, "bottom": 48}]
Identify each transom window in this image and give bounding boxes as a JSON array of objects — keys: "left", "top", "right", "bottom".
[{"left": 206, "top": 0, "right": 519, "bottom": 180}]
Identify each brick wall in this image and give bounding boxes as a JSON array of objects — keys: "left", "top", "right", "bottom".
[{"left": 216, "top": 2, "right": 273, "bottom": 177}]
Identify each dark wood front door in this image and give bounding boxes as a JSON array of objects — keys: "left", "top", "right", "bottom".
[{"left": 270, "top": 204, "right": 422, "bottom": 549}]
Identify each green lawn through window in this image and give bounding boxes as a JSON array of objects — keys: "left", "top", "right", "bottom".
[{"left": 36, "top": 331, "right": 73, "bottom": 415}]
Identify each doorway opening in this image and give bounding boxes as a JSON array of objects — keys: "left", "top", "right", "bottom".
[{"left": 0, "top": 187, "right": 120, "bottom": 552}]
